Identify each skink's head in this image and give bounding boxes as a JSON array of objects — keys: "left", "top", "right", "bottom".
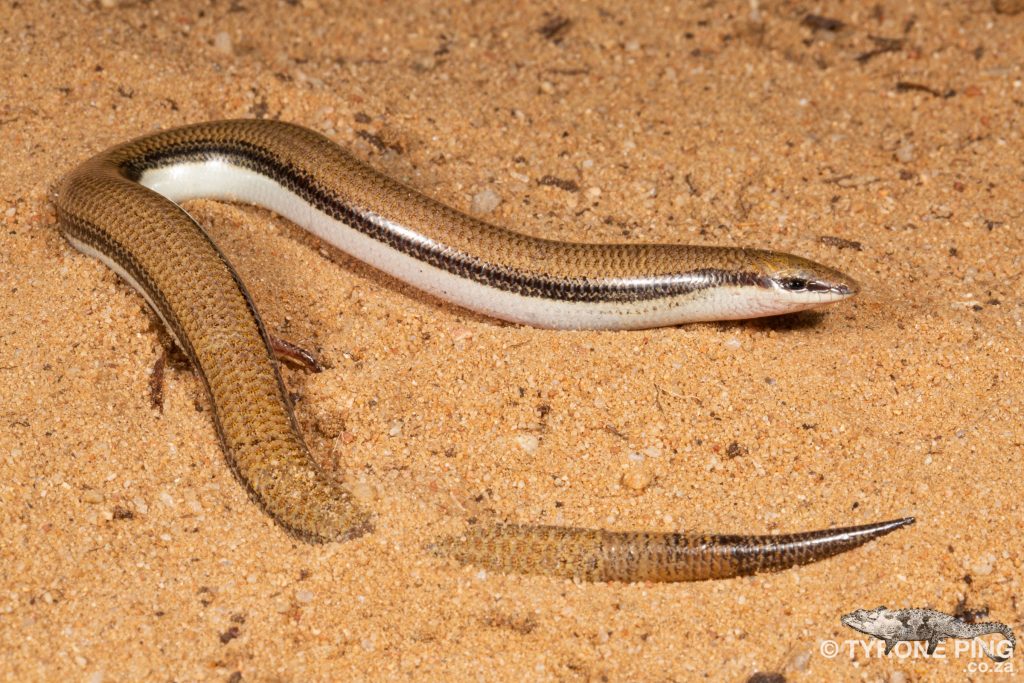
[
  {"left": 753, "top": 249, "right": 859, "bottom": 309},
  {"left": 689, "top": 248, "right": 858, "bottom": 321}
]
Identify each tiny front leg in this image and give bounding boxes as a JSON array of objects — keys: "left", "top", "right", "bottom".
[
  {"left": 269, "top": 335, "right": 324, "bottom": 373},
  {"left": 148, "top": 340, "right": 189, "bottom": 412}
]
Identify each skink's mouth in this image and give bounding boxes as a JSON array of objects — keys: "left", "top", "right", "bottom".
[{"left": 828, "top": 281, "right": 857, "bottom": 297}]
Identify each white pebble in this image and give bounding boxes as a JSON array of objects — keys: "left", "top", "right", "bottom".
[
  {"left": 516, "top": 434, "right": 540, "bottom": 454},
  {"left": 349, "top": 482, "right": 377, "bottom": 505},
  {"left": 296, "top": 589, "right": 315, "bottom": 603},
  {"left": 471, "top": 187, "right": 502, "bottom": 214},
  {"left": 971, "top": 553, "right": 996, "bottom": 576},
  {"left": 213, "top": 31, "right": 233, "bottom": 55},
  {"left": 788, "top": 650, "right": 811, "bottom": 672},
  {"left": 621, "top": 469, "right": 651, "bottom": 491},
  {"left": 643, "top": 445, "right": 662, "bottom": 458},
  {"left": 895, "top": 143, "right": 915, "bottom": 163}
]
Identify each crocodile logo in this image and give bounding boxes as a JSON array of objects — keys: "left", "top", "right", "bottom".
[{"left": 842, "top": 606, "right": 1015, "bottom": 662}]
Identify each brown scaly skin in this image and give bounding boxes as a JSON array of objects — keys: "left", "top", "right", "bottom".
[
  {"left": 56, "top": 155, "right": 372, "bottom": 543},
  {"left": 433, "top": 520, "right": 914, "bottom": 582},
  {"left": 53, "top": 120, "right": 911, "bottom": 581}
]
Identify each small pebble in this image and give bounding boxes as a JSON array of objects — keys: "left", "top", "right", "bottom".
[
  {"left": 296, "top": 589, "right": 315, "bottom": 603},
  {"left": 788, "top": 649, "right": 811, "bottom": 672},
  {"left": 451, "top": 327, "right": 474, "bottom": 343},
  {"left": 349, "top": 482, "right": 377, "bottom": 505},
  {"left": 388, "top": 419, "right": 404, "bottom": 437},
  {"left": 413, "top": 55, "right": 436, "bottom": 71},
  {"left": 213, "top": 31, "right": 233, "bottom": 55},
  {"left": 643, "top": 445, "right": 662, "bottom": 459},
  {"left": 470, "top": 187, "right": 502, "bottom": 214},
  {"left": 516, "top": 434, "right": 540, "bottom": 454},
  {"left": 724, "top": 337, "right": 742, "bottom": 350},
  {"left": 971, "top": 553, "right": 996, "bottom": 576},
  {"left": 895, "top": 142, "right": 915, "bottom": 163},
  {"left": 621, "top": 469, "right": 651, "bottom": 492},
  {"left": 82, "top": 489, "right": 104, "bottom": 504}
]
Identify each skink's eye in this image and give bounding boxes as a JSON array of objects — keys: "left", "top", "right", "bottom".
[{"left": 780, "top": 278, "right": 808, "bottom": 291}]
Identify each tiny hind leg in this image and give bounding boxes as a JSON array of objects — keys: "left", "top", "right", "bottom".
[{"left": 269, "top": 335, "right": 324, "bottom": 373}]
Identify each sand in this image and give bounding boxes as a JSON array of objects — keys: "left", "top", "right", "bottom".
[{"left": 1, "top": 1, "right": 1021, "bottom": 681}]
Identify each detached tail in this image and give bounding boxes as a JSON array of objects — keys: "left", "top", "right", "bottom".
[{"left": 431, "top": 516, "right": 914, "bottom": 582}]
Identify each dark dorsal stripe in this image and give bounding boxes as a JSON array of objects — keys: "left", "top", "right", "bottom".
[{"left": 124, "top": 143, "right": 770, "bottom": 304}]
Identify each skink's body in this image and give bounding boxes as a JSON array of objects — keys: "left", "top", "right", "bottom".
[{"left": 54, "top": 120, "right": 910, "bottom": 581}]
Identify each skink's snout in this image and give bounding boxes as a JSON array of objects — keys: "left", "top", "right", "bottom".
[
  {"left": 753, "top": 249, "right": 860, "bottom": 312},
  {"left": 816, "top": 276, "right": 858, "bottom": 298},
  {"left": 832, "top": 279, "right": 858, "bottom": 297}
]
